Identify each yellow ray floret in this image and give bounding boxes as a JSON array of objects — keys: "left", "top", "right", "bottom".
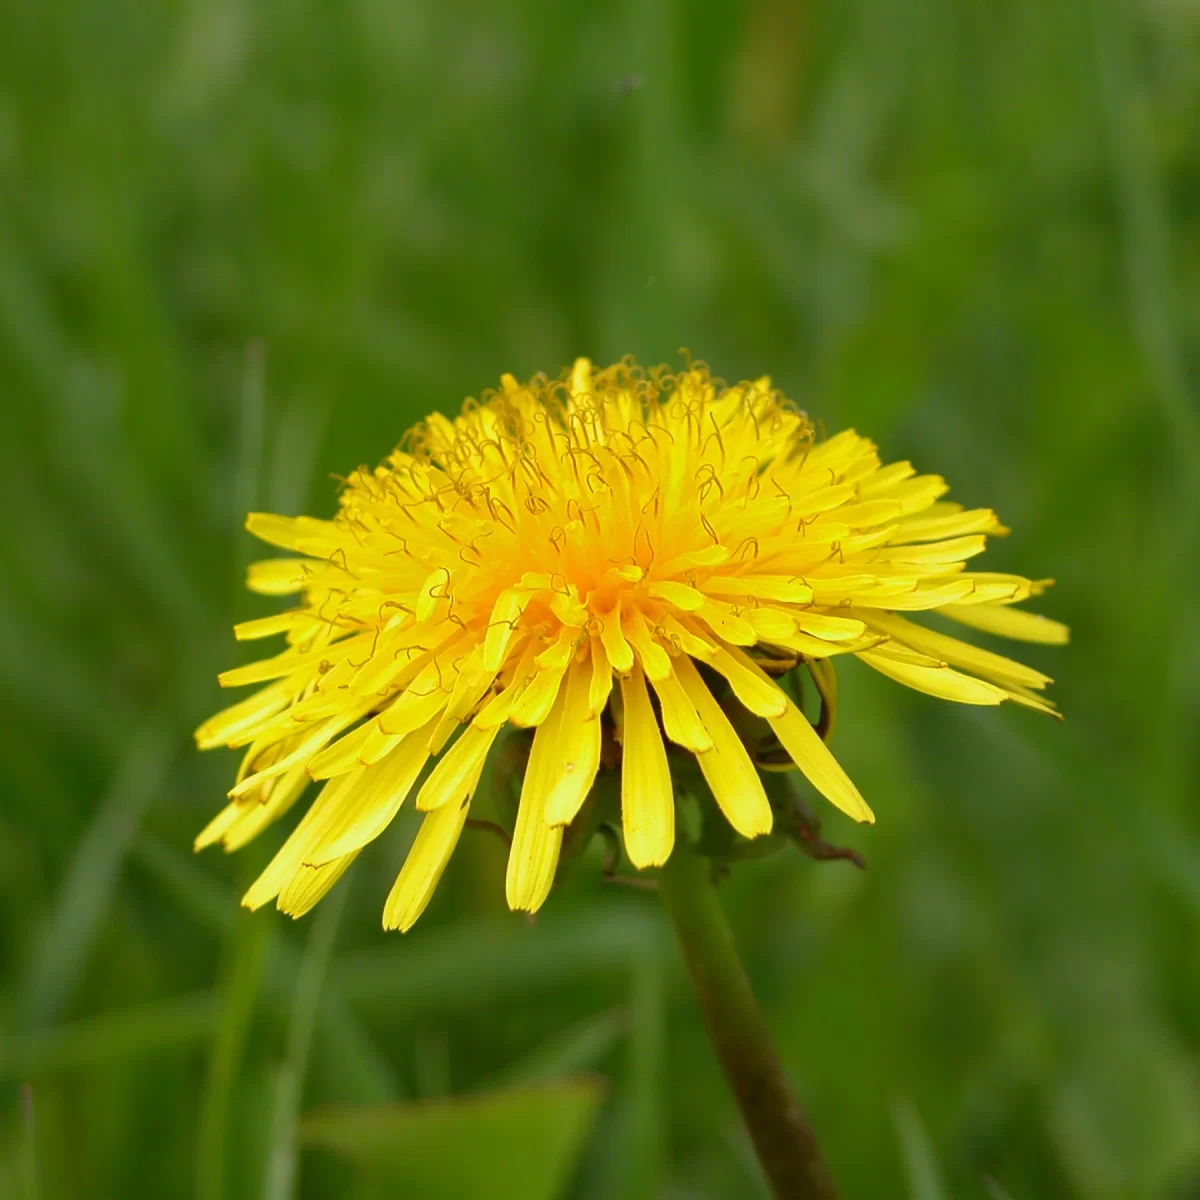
[{"left": 195, "top": 356, "right": 1066, "bottom": 929}]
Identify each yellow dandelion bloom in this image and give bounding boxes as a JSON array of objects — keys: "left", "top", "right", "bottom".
[{"left": 196, "top": 357, "right": 1067, "bottom": 930}]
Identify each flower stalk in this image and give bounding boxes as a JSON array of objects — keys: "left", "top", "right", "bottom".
[{"left": 657, "top": 844, "right": 840, "bottom": 1200}]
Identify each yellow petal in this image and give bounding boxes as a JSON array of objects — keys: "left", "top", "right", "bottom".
[
  {"left": 415, "top": 723, "right": 500, "bottom": 812},
  {"left": 348, "top": 626, "right": 458, "bottom": 698},
  {"left": 864, "top": 612, "right": 1052, "bottom": 690},
  {"left": 767, "top": 630, "right": 879, "bottom": 659},
  {"left": 245, "top": 512, "right": 305, "bottom": 549},
  {"left": 699, "top": 638, "right": 788, "bottom": 718},
  {"left": 474, "top": 645, "right": 540, "bottom": 729},
  {"left": 950, "top": 573, "right": 1047, "bottom": 605},
  {"left": 308, "top": 726, "right": 434, "bottom": 863},
  {"left": 874, "top": 535, "right": 987, "bottom": 565},
  {"left": 376, "top": 682, "right": 451, "bottom": 738},
  {"left": 535, "top": 627, "right": 579, "bottom": 670},
  {"left": 415, "top": 568, "right": 451, "bottom": 622},
  {"left": 856, "top": 460, "right": 916, "bottom": 495},
  {"left": 357, "top": 719, "right": 409, "bottom": 767},
  {"left": 792, "top": 483, "right": 856, "bottom": 514},
  {"left": 623, "top": 607, "right": 672, "bottom": 681},
  {"left": 217, "top": 639, "right": 348, "bottom": 688},
  {"left": 508, "top": 662, "right": 570, "bottom": 727},
  {"left": 307, "top": 721, "right": 375, "bottom": 779},
  {"left": 241, "top": 768, "right": 365, "bottom": 910},
  {"left": 858, "top": 649, "right": 1009, "bottom": 705},
  {"left": 194, "top": 801, "right": 243, "bottom": 851},
  {"left": 826, "top": 499, "right": 904, "bottom": 528},
  {"left": 618, "top": 664, "right": 675, "bottom": 868},
  {"left": 544, "top": 657, "right": 603, "bottom": 826},
  {"left": 867, "top": 642, "right": 948, "bottom": 669},
  {"left": 791, "top": 612, "right": 867, "bottom": 642},
  {"left": 941, "top": 602, "right": 1069, "bottom": 645},
  {"left": 694, "top": 600, "right": 757, "bottom": 646},
  {"left": 646, "top": 581, "right": 705, "bottom": 610},
  {"left": 505, "top": 698, "right": 566, "bottom": 912},
  {"left": 1003, "top": 686, "right": 1061, "bottom": 718},
  {"left": 383, "top": 794, "right": 473, "bottom": 932},
  {"left": 703, "top": 576, "right": 814, "bottom": 604},
  {"left": 194, "top": 680, "right": 292, "bottom": 750},
  {"left": 767, "top": 704, "right": 873, "bottom": 823},
  {"left": 222, "top": 759, "right": 312, "bottom": 851},
  {"left": 850, "top": 580, "right": 976, "bottom": 610},
  {"left": 893, "top": 508, "right": 1004, "bottom": 542},
  {"left": 598, "top": 602, "right": 634, "bottom": 673},
  {"left": 658, "top": 543, "right": 730, "bottom": 575},
  {"left": 228, "top": 704, "right": 374, "bottom": 799},
  {"left": 588, "top": 637, "right": 614, "bottom": 715},
  {"left": 569, "top": 356, "right": 593, "bottom": 397},
  {"left": 484, "top": 587, "right": 536, "bottom": 671},
  {"left": 277, "top": 852, "right": 359, "bottom": 918},
  {"left": 659, "top": 615, "right": 714, "bottom": 659},
  {"left": 438, "top": 645, "right": 499, "bottom": 726},
  {"left": 233, "top": 612, "right": 305, "bottom": 642},
  {"left": 868, "top": 473, "right": 949, "bottom": 513},
  {"left": 649, "top": 666, "right": 714, "bottom": 753},
  {"left": 245, "top": 512, "right": 337, "bottom": 552},
  {"left": 672, "top": 656, "right": 772, "bottom": 839},
  {"left": 741, "top": 607, "right": 797, "bottom": 640},
  {"left": 247, "top": 558, "right": 313, "bottom": 595}
]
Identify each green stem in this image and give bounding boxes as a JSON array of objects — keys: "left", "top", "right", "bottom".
[{"left": 658, "top": 846, "right": 840, "bottom": 1200}]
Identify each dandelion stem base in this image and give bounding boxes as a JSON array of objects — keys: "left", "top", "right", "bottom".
[{"left": 658, "top": 846, "right": 840, "bottom": 1200}]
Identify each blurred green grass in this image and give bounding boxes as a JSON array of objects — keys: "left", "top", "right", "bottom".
[{"left": 1, "top": 0, "right": 1198, "bottom": 1196}]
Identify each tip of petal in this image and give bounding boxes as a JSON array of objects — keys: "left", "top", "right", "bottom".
[
  {"left": 742, "top": 808, "right": 775, "bottom": 839},
  {"left": 625, "top": 832, "right": 673, "bottom": 870}
]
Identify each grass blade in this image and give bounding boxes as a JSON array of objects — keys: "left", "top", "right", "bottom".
[
  {"left": 133, "top": 834, "right": 401, "bottom": 1104},
  {"left": 488, "top": 1008, "right": 628, "bottom": 1089},
  {"left": 893, "top": 1094, "right": 948, "bottom": 1200},
  {"left": 196, "top": 916, "right": 270, "bottom": 1200},
  {"left": 262, "top": 879, "right": 349, "bottom": 1200},
  {"left": 18, "top": 718, "right": 176, "bottom": 1028},
  {"left": 0, "top": 994, "right": 215, "bottom": 1079},
  {"left": 597, "top": 944, "right": 665, "bottom": 1200},
  {"left": 334, "top": 907, "right": 663, "bottom": 1016},
  {"left": 19, "top": 1083, "right": 42, "bottom": 1200}
]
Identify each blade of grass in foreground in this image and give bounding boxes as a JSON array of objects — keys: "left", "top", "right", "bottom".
[
  {"left": 133, "top": 834, "right": 400, "bottom": 1103},
  {"left": 18, "top": 717, "right": 176, "bottom": 1028},
  {"left": 196, "top": 915, "right": 270, "bottom": 1200},
  {"left": 893, "top": 1095, "right": 948, "bottom": 1200},
  {"left": 334, "top": 906, "right": 662, "bottom": 1015},
  {"left": 262, "top": 880, "right": 349, "bottom": 1200},
  {"left": 19, "top": 1083, "right": 42, "bottom": 1200},
  {"left": 231, "top": 339, "right": 266, "bottom": 601},
  {"left": 0, "top": 993, "right": 215, "bottom": 1079},
  {"left": 983, "top": 1177, "right": 1018, "bottom": 1200},
  {"left": 595, "top": 944, "right": 665, "bottom": 1200},
  {"left": 487, "top": 1008, "right": 628, "bottom": 1090},
  {"left": 1092, "top": 0, "right": 1200, "bottom": 465}
]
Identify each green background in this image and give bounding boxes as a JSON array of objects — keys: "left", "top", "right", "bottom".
[{"left": 2, "top": 1, "right": 1198, "bottom": 1196}]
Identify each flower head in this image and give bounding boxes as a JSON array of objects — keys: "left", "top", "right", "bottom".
[{"left": 196, "top": 358, "right": 1066, "bottom": 929}]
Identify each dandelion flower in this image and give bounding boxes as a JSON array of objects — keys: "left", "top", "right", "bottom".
[{"left": 195, "top": 358, "right": 1067, "bottom": 930}]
